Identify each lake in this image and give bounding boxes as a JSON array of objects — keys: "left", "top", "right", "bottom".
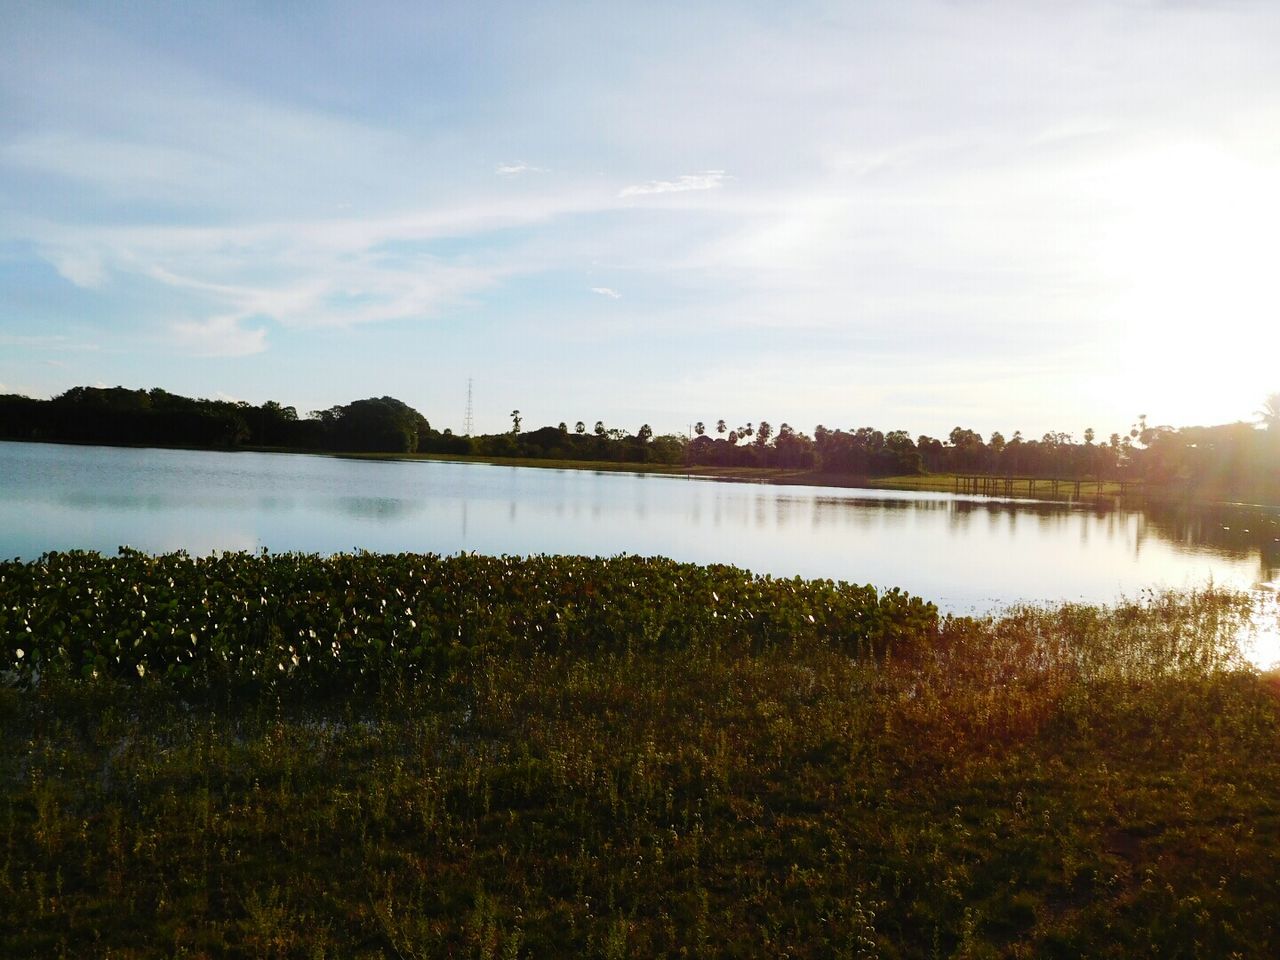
[{"left": 3, "top": 440, "right": 1278, "bottom": 663}]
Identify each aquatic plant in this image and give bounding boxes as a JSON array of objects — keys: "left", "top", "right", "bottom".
[
  {"left": 1, "top": 556, "right": 1276, "bottom": 957},
  {"left": 0, "top": 549, "right": 936, "bottom": 693}
]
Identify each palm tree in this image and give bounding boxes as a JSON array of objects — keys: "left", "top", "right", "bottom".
[
  {"left": 1257, "top": 393, "right": 1280, "bottom": 431},
  {"left": 716, "top": 419, "right": 726, "bottom": 435},
  {"left": 510, "top": 409, "right": 521, "bottom": 434},
  {"left": 594, "top": 420, "right": 605, "bottom": 436},
  {"left": 575, "top": 421, "right": 586, "bottom": 434}
]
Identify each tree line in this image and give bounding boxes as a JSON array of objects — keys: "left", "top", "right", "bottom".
[
  {"left": 0, "top": 387, "right": 683, "bottom": 464},
  {"left": 2, "top": 386, "right": 1277, "bottom": 500}
]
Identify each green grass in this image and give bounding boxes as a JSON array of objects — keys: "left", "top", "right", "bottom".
[
  {"left": 321, "top": 452, "right": 1144, "bottom": 501},
  {"left": 1, "top": 555, "right": 1277, "bottom": 958},
  {"left": 322, "top": 450, "right": 844, "bottom": 486}
]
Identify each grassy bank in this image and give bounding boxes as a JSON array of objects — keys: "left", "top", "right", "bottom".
[
  {"left": 326, "top": 449, "right": 1144, "bottom": 501},
  {"left": 0, "top": 438, "right": 1169, "bottom": 503},
  {"left": 2, "top": 554, "right": 1278, "bottom": 957}
]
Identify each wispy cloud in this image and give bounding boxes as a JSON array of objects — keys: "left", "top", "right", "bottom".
[
  {"left": 5, "top": 1, "right": 1280, "bottom": 434},
  {"left": 40, "top": 244, "right": 107, "bottom": 288},
  {"left": 172, "top": 315, "right": 268, "bottom": 357},
  {"left": 495, "top": 161, "right": 547, "bottom": 176},
  {"left": 0, "top": 334, "right": 71, "bottom": 347},
  {"left": 619, "top": 170, "right": 727, "bottom": 198},
  {"left": 0, "top": 333, "right": 100, "bottom": 352}
]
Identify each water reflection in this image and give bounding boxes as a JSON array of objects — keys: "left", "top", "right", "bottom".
[
  {"left": 3, "top": 440, "right": 1278, "bottom": 616},
  {"left": 334, "top": 497, "right": 420, "bottom": 522}
]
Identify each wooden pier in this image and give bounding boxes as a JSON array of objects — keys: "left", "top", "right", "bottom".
[{"left": 953, "top": 475, "right": 1132, "bottom": 498}]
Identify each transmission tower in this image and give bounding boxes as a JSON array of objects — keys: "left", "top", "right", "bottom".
[{"left": 464, "top": 378, "right": 474, "bottom": 436}]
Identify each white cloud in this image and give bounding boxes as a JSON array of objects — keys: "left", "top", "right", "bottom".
[
  {"left": 0, "top": 333, "right": 102, "bottom": 352},
  {"left": 495, "top": 161, "right": 547, "bottom": 175},
  {"left": 40, "top": 245, "right": 107, "bottom": 288},
  {"left": 0, "top": 334, "right": 70, "bottom": 347},
  {"left": 590, "top": 286, "right": 621, "bottom": 299},
  {"left": 172, "top": 315, "right": 268, "bottom": 357},
  {"left": 619, "top": 170, "right": 727, "bottom": 198},
  {"left": 21, "top": 200, "right": 563, "bottom": 345}
]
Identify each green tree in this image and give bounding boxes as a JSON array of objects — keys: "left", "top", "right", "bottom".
[
  {"left": 510, "top": 410, "right": 521, "bottom": 434},
  {"left": 637, "top": 424, "right": 653, "bottom": 441},
  {"left": 575, "top": 421, "right": 586, "bottom": 435},
  {"left": 327, "top": 397, "right": 427, "bottom": 452},
  {"left": 716, "top": 419, "right": 726, "bottom": 436},
  {"left": 594, "top": 421, "right": 606, "bottom": 436},
  {"left": 694, "top": 421, "right": 705, "bottom": 436}
]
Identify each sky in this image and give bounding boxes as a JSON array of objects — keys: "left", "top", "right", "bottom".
[{"left": 2, "top": 0, "right": 1279, "bottom": 439}]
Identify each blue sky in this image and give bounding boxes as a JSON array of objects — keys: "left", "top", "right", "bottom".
[{"left": 2, "top": 0, "right": 1278, "bottom": 438}]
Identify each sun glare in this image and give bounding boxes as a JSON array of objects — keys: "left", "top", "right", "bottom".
[{"left": 1098, "top": 143, "right": 1280, "bottom": 419}]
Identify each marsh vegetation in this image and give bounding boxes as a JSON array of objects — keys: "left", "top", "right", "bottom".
[{"left": 2, "top": 553, "right": 1278, "bottom": 957}]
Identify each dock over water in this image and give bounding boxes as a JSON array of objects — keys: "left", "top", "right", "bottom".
[{"left": 954, "top": 475, "right": 1133, "bottom": 497}]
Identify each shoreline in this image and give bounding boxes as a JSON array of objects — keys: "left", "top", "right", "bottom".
[{"left": 9, "top": 435, "right": 1280, "bottom": 508}]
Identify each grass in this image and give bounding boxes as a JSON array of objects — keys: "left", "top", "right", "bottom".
[
  {"left": 2, "top": 437, "right": 1154, "bottom": 502},
  {"left": 1, "top": 556, "right": 1278, "bottom": 958},
  {"left": 322, "top": 449, "right": 842, "bottom": 485},
  {"left": 320, "top": 452, "right": 1145, "bottom": 502}
]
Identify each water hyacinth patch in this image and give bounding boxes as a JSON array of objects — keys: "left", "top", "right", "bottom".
[{"left": 0, "top": 549, "right": 937, "bottom": 693}]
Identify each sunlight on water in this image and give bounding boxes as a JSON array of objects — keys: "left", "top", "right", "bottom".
[
  {"left": 1242, "top": 588, "right": 1280, "bottom": 671},
  {"left": 2, "top": 441, "right": 1278, "bottom": 622}
]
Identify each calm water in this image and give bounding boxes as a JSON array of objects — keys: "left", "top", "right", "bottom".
[{"left": 3, "top": 441, "right": 1278, "bottom": 662}]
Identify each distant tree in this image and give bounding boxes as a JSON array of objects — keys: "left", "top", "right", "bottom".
[
  {"left": 575, "top": 421, "right": 586, "bottom": 434},
  {"left": 694, "top": 421, "right": 705, "bottom": 436},
  {"left": 1257, "top": 393, "right": 1280, "bottom": 431},
  {"left": 755, "top": 421, "right": 772, "bottom": 447},
  {"left": 1084, "top": 427, "right": 1095, "bottom": 445},
  {"left": 558, "top": 421, "right": 568, "bottom": 433},
  {"left": 637, "top": 424, "right": 653, "bottom": 441},
  {"left": 716, "top": 419, "right": 726, "bottom": 436},
  {"left": 510, "top": 410, "right": 521, "bottom": 434},
  {"left": 727, "top": 429, "right": 739, "bottom": 445},
  {"left": 1130, "top": 414, "right": 1149, "bottom": 446},
  {"left": 594, "top": 421, "right": 606, "bottom": 436},
  {"left": 327, "top": 397, "right": 428, "bottom": 452},
  {"left": 262, "top": 400, "right": 297, "bottom": 421}
]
